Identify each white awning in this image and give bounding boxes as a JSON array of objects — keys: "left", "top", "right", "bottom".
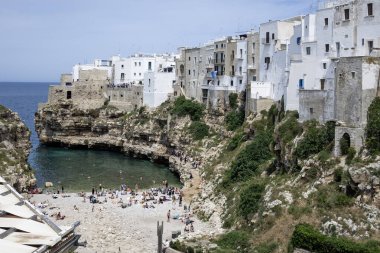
[
  {"left": 0, "top": 203, "right": 35, "bottom": 219},
  {"left": 0, "top": 218, "right": 58, "bottom": 236},
  {"left": 0, "top": 239, "right": 37, "bottom": 253},
  {"left": 4, "top": 232, "right": 60, "bottom": 246}
]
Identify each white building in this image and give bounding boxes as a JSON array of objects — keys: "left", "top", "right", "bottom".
[
  {"left": 113, "top": 54, "right": 156, "bottom": 85},
  {"left": 255, "top": 16, "right": 303, "bottom": 104},
  {"left": 72, "top": 59, "right": 113, "bottom": 82},
  {"left": 143, "top": 60, "right": 176, "bottom": 108},
  {"left": 285, "top": 0, "right": 380, "bottom": 121}
]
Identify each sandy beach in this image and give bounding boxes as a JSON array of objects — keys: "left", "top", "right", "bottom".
[{"left": 30, "top": 189, "right": 213, "bottom": 253}]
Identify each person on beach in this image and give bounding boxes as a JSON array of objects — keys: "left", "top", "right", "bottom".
[
  {"left": 92, "top": 187, "right": 95, "bottom": 195},
  {"left": 61, "top": 185, "right": 64, "bottom": 193},
  {"left": 167, "top": 210, "right": 171, "bottom": 222}
]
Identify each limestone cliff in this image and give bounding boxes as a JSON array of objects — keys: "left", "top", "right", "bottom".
[
  {"left": 0, "top": 104, "right": 36, "bottom": 191},
  {"left": 35, "top": 100, "right": 230, "bottom": 230},
  {"left": 35, "top": 99, "right": 380, "bottom": 252}
]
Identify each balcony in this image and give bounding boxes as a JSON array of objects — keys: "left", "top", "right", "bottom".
[{"left": 247, "top": 64, "right": 255, "bottom": 70}]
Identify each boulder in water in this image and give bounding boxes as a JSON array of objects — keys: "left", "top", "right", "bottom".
[{"left": 45, "top": 182, "right": 53, "bottom": 188}]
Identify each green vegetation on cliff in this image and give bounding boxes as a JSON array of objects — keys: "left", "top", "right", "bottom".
[
  {"left": 290, "top": 224, "right": 380, "bottom": 253},
  {"left": 172, "top": 96, "right": 204, "bottom": 121},
  {"left": 366, "top": 97, "right": 380, "bottom": 154}
]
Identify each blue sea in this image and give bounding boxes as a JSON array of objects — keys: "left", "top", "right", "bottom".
[{"left": 0, "top": 82, "right": 179, "bottom": 191}]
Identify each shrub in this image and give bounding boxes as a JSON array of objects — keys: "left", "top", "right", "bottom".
[
  {"left": 278, "top": 112, "right": 302, "bottom": 144},
  {"left": 188, "top": 121, "right": 209, "bottom": 140},
  {"left": 346, "top": 147, "right": 356, "bottom": 164},
  {"left": 217, "top": 230, "right": 250, "bottom": 251},
  {"left": 334, "top": 167, "right": 343, "bottom": 183},
  {"left": 172, "top": 96, "right": 204, "bottom": 121},
  {"left": 229, "top": 93, "right": 238, "bottom": 109},
  {"left": 288, "top": 205, "right": 312, "bottom": 219},
  {"left": 291, "top": 223, "right": 380, "bottom": 253},
  {"left": 225, "top": 109, "right": 245, "bottom": 131},
  {"left": 366, "top": 97, "right": 380, "bottom": 154},
  {"left": 225, "top": 131, "right": 272, "bottom": 184},
  {"left": 316, "top": 186, "right": 353, "bottom": 209},
  {"left": 317, "top": 150, "right": 330, "bottom": 162},
  {"left": 340, "top": 136, "right": 350, "bottom": 155},
  {"left": 295, "top": 120, "right": 330, "bottom": 159},
  {"left": 239, "top": 183, "right": 265, "bottom": 220},
  {"left": 226, "top": 132, "right": 244, "bottom": 151},
  {"left": 267, "top": 105, "right": 278, "bottom": 129}
]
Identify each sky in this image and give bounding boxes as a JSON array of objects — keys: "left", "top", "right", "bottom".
[{"left": 0, "top": 0, "right": 315, "bottom": 82}]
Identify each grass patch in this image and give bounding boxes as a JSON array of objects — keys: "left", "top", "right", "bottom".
[{"left": 216, "top": 230, "right": 250, "bottom": 252}]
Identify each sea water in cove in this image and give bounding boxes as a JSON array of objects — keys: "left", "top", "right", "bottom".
[{"left": 0, "top": 82, "right": 180, "bottom": 191}]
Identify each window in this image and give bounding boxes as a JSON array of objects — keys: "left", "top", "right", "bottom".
[
  {"left": 139, "top": 62, "right": 141, "bottom": 66},
  {"left": 240, "top": 49, "right": 243, "bottom": 58},
  {"left": 252, "top": 76, "right": 257, "bottom": 81},
  {"left": 272, "top": 33, "right": 275, "bottom": 40},
  {"left": 135, "top": 62, "right": 137, "bottom": 66},
  {"left": 264, "top": 57, "right": 271, "bottom": 70},
  {"left": 310, "top": 108, "right": 314, "bottom": 115},
  {"left": 239, "top": 80, "right": 242, "bottom": 85},
  {"left": 193, "top": 70, "right": 195, "bottom": 76},
  {"left": 369, "top": 41, "right": 374, "bottom": 54},
  {"left": 216, "top": 44, "right": 218, "bottom": 49},
  {"left": 134, "top": 73, "right": 136, "bottom": 76},
  {"left": 194, "top": 57, "right": 197, "bottom": 64},
  {"left": 351, "top": 72, "right": 356, "bottom": 78},
  {"left": 323, "top": 63, "right": 327, "bottom": 69},
  {"left": 148, "top": 62, "right": 152, "bottom": 70},
  {"left": 266, "top": 32, "right": 270, "bottom": 43},
  {"left": 325, "top": 44, "right": 330, "bottom": 53},
  {"left": 121, "top": 65, "right": 124, "bottom": 68},
  {"left": 148, "top": 79, "right": 151, "bottom": 85},
  {"left": 66, "top": 91, "right": 72, "bottom": 99},
  {"left": 230, "top": 80, "right": 234, "bottom": 86},
  {"left": 239, "top": 66, "right": 242, "bottom": 75},
  {"left": 297, "top": 37, "right": 301, "bottom": 45},
  {"left": 368, "top": 3, "right": 373, "bottom": 16},
  {"left": 139, "top": 73, "right": 141, "bottom": 76},
  {"left": 188, "top": 70, "right": 191, "bottom": 75},
  {"left": 299, "top": 79, "right": 304, "bottom": 89},
  {"left": 188, "top": 57, "right": 191, "bottom": 61},
  {"left": 306, "top": 47, "right": 311, "bottom": 55},
  {"left": 362, "top": 38, "right": 365, "bottom": 46},
  {"left": 324, "top": 18, "right": 329, "bottom": 26},
  {"left": 252, "top": 57, "right": 255, "bottom": 64},
  {"left": 121, "top": 73, "right": 125, "bottom": 80},
  {"left": 252, "top": 43, "right": 256, "bottom": 50},
  {"left": 344, "top": 9, "right": 350, "bottom": 20},
  {"left": 320, "top": 79, "right": 325, "bottom": 90}
]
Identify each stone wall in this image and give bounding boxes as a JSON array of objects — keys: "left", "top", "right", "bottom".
[
  {"left": 107, "top": 85, "right": 143, "bottom": 111},
  {"left": 334, "top": 57, "right": 364, "bottom": 127},
  {"left": 334, "top": 126, "right": 365, "bottom": 156},
  {"left": 299, "top": 89, "right": 334, "bottom": 123},
  {"left": 207, "top": 89, "right": 232, "bottom": 113}
]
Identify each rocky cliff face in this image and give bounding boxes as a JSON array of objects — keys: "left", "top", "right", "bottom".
[
  {"left": 35, "top": 100, "right": 380, "bottom": 251},
  {"left": 0, "top": 104, "right": 36, "bottom": 190},
  {"left": 35, "top": 101, "right": 231, "bottom": 231}
]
